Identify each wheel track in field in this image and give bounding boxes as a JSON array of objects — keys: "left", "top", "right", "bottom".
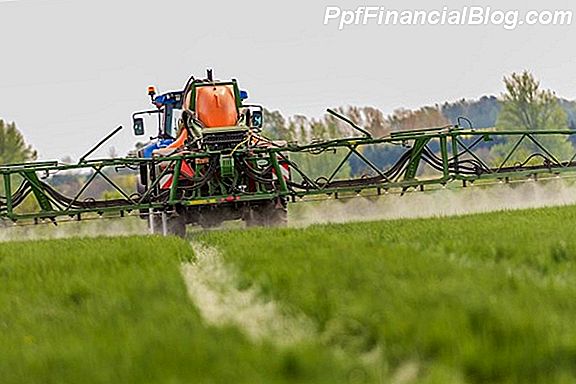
[
  {"left": 181, "top": 242, "right": 315, "bottom": 345},
  {"left": 181, "top": 242, "right": 423, "bottom": 382}
]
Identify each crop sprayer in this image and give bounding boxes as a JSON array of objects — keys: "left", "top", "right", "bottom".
[{"left": 2, "top": 70, "right": 576, "bottom": 236}]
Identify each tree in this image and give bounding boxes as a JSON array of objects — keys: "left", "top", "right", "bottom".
[
  {"left": 442, "top": 96, "right": 501, "bottom": 128},
  {"left": 327, "top": 106, "right": 390, "bottom": 138},
  {"left": 0, "top": 120, "right": 37, "bottom": 214},
  {"left": 262, "top": 108, "right": 292, "bottom": 141},
  {"left": 497, "top": 71, "right": 567, "bottom": 131},
  {"left": 388, "top": 106, "right": 449, "bottom": 131},
  {"left": 286, "top": 114, "right": 351, "bottom": 181},
  {"left": 0, "top": 120, "right": 37, "bottom": 164},
  {"left": 490, "top": 71, "right": 574, "bottom": 165}
]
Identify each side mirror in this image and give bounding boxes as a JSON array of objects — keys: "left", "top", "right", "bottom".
[
  {"left": 133, "top": 117, "right": 145, "bottom": 136},
  {"left": 251, "top": 110, "right": 263, "bottom": 128}
]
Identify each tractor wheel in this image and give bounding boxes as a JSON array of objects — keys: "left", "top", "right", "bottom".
[
  {"left": 246, "top": 200, "right": 287, "bottom": 228},
  {"left": 244, "top": 209, "right": 262, "bottom": 228},
  {"left": 167, "top": 214, "right": 187, "bottom": 237},
  {"left": 149, "top": 212, "right": 187, "bottom": 237},
  {"left": 198, "top": 212, "right": 224, "bottom": 229},
  {"left": 268, "top": 206, "right": 288, "bottom": 227}
]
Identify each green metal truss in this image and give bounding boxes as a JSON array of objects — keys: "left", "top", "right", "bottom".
[{"left": 2, "top": 126, "right": 576, "bottom": 224}]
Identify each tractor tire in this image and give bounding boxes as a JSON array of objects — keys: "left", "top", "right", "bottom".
[
  {"left": 149, "top": 212, "right": 187, "bottom": 238},
  {"left": 244, "top": 210, "right": 262, "bottom": 228},
  {"left": 246, "top": 200, "right": 287, "bottom": 228},
  {"left": 198, "top": 212, "right": 224, "bottom": 229},
  {"left": 269, "top": 205, "right": 288, "bottom": 227},
  {"left": 167, "top": 214, "right": 187, "bottom": 237}
]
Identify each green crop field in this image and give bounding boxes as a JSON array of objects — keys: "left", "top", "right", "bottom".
[
  {"left": 0, "top": 237, "right": 348, "bottom": 384},
  {"left": 199, "top": 205, "right": 576, "bottom": 384},
  {"left": 3, "top": 205, "right": 576, "bottom": 383}
]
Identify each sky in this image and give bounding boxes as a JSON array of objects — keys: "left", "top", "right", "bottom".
[{"left": 0, "top": 0, "right": 575, "bottom": 160}]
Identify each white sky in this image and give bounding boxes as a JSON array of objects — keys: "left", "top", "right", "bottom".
[{"left": 0, "top": 0, "right": 575, "bottom": 159}]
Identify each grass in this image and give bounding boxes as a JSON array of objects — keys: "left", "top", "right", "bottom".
[
  {"left": 0, "top": 236, "right": 349, "bottom": 384},
  {"left": 199, "top": 205, "right": 576, "bottom": 383},
  {"left": 4, "top": 204, "right": 576, "bottom": 383}
]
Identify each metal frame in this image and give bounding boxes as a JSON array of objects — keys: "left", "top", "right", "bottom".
[{"left": 3, "top": 127, "right": 576, "bottom": 224}]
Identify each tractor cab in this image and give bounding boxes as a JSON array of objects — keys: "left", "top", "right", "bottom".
[{"left": 131, "top": 89, "right": 184, "bottom": 157}]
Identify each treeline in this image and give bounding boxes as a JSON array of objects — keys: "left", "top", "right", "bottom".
[
  {"left": 442, "top": 96, "right": 576, "bottom": 129},
  {"left": 264, "top": 94, "right": 576, "bottom": 142},
  {"left": 0, "top": 119, "right": 135, "bottom": 210},
  {"left": 263, "top": 105, "right": 450, "bottom": 142},
  {"left": 262, "top": 71, "right": 576, "bottom": 178}
]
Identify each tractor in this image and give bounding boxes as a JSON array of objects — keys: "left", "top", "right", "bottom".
[
  {"left": 3, "top": 71, "right": 576, "bottom": 236},
  {"left": 131, "top": 70, "right": 290, "bottom": 235}
]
